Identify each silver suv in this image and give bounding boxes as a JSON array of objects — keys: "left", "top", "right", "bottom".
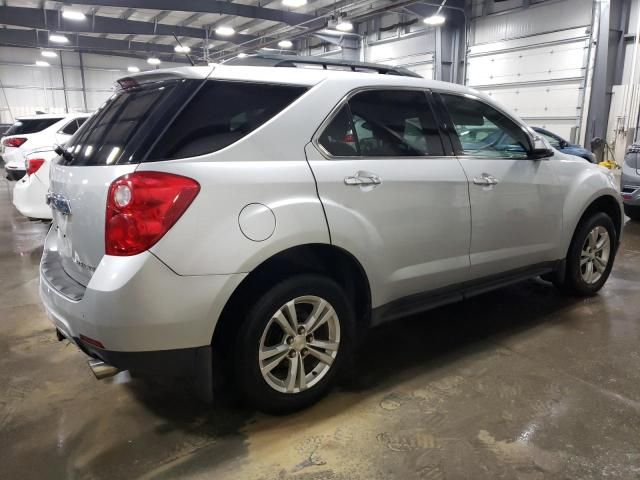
[{"left": 40, "top": 56, "right": 622, "bottom": 413}]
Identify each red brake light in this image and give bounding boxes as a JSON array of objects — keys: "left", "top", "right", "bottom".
[
  {"left": 26, "top": 158, "right": 45, "bottom": 176},
  {"left": 105, "top": 172, "right": 200, "bottom": 256},
  {"left": 3, "top": 137, "right": 27, "bottom": 148}
]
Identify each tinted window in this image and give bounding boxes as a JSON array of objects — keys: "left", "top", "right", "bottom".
[
  {"left": 318, "top": 105, "right": 358, "bottom": 156},
  {"left": 6, "top": 118, "right": 62, "bottom": 135},
  {"left": 60, "top": 119, "right": 82, "bottom": 135},
  {"left": 441, "top": 94, "right": 530, "bottom": 158},
  {"left": 148, "top": 81, "right": 307, "bottom": 160},
  {"left": 63, "top": 83, "right": 176, "bottom": 166},
  {"left": 348, "top": 90, "right": 443, "bottom": 157}
]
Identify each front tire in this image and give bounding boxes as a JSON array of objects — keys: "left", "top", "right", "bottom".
[
  {"left": 554, "top": 212, "right": 617, "bottom": 296},
  {"left": 233, "top": 274, "right": 354, "bottom": 414}
]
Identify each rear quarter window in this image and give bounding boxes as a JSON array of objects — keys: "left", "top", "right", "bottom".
[
  {"left": 6, "top": 118, "right": 63, "bottom": 135},
  {"left": 146, "top": 81, "right": 307, "bottom": 161}
]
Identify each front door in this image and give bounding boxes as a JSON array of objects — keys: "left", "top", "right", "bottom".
[
  {"left": 439, "top": 93, "right": 563, "bottom": 279},
  {"left": 306, "top": 89, "right": 471, "bottom": 308}
]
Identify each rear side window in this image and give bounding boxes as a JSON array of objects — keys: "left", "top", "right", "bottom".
[
  {"left": 64, "top": 83, "right": 176, "bottom": 166},
  {"left": 6, "top": 118, "right": 62, "bottom": 135},
  {"left": 318, "top": 89, "right": 444, "bottom": 157},
  {"left": 147, "top": 81, "right": 307, "bottom": 160}
]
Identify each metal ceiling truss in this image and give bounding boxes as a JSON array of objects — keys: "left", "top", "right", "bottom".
[{"left": 0, "top": 6, "right": 257, "bottom": 45}]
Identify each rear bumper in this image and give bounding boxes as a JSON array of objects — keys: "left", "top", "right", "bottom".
[
  {"left": 39, "top": 229, "right": 246, "bottom": 361},
  {"left": 12, "top": 175, "right": 51, "bottom": 219}
]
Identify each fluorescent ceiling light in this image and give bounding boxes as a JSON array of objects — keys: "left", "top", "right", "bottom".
[
  {"left": 174, "top": 45, "right": 191, "bottom": 53},
  {"left": 423, "top": 15, "right": 446, "bottom": 26},
  {"left": 277, "top": 40, "right": 293, "bottom": 48},
  {"left": 215, "top": 26, "right": 235, "bottom": 37},
  {"left": 49, "top": 34, "right": 69, "bottom": 43},
  {"left": 62, "top": 10, "right": 86, "bottom": 21},
  {"left": 127, "top": 66, "right": 140, "bottom": 73},
  {"left": 35, "top": 60, "right": 50, "bottom": 67},
  {"left": 41, "top": 50, "right": 57, "bottom": 58},
  {"left": 335, "top": 20, "right": 353, "bottom": 32},
  {"left": 282, "top": 0, "right": 307, "bottom": 6},
  {"left": 147, "top": 57, "right": 161, "bottom": 65},
  {"left": 237, "top": 53, "right": 248, "bottom": 58}
]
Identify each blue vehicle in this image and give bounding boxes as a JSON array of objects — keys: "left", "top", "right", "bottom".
[{"left": 532, "top": 127, "right": 596, "bottom": 163}]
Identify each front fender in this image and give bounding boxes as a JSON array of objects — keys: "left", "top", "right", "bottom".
[{"left": 553, "top": 157, "right": 622, "bottom": 256}]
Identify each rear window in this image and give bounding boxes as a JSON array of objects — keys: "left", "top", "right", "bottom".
[
  {"left": 6, "top": 118, "right": 62, "bottom": 135},
  {"left": 62, "top": 82, "right": 177, "bottom": 166},
  {"left": 147, "top": 81, "right": 307, "bottom": 161}
]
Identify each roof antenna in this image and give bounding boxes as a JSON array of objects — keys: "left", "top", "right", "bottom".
[{"left": 173, "top": 33, "right": 195, "bottom": 66}]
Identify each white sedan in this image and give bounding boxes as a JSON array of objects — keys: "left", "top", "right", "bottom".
[
  {"left": 13, "top": 147, "right": 57, "bottom": 220},
  {"left": 2, "top": 113, "right": 90, "bottom": 180}
]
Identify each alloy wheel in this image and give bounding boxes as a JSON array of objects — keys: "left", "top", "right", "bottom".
[
  {"left": 258, "top": 295, "right": 340, "bottom": 394},
  {"left": 580, "top": 226, "right": 611, "bottom": 284}
]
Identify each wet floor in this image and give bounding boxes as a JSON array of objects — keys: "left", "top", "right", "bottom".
[{"left": 1, "top": 175, "right": 640, "bottom": 479}]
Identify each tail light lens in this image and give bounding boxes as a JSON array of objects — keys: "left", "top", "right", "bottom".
[
  {"left": 3, "top": 137, "right": 27, "bottom": 148},
  {"left": 26, "top": 158, "right": 45, "bottom": 176},
  {"left": 105, "top": 171, "right": 200, "bottom": 256}
]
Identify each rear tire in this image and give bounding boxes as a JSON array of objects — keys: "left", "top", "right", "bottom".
[
  {"left": 554, "top": 212, "right": 617, "bottom": 296},
  {"left": 624, "top": 204, "right": 640, "bottom": 221},
  {"left": 233, "top": 274, "right": 355, "bottom": 414}
]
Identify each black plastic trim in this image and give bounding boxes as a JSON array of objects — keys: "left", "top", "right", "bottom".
[{"left": 371, "top": 261, "right": 559, "bottom": 326}]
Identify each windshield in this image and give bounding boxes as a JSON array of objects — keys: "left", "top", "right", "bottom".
[{"left": 6, "top": 118, "right": 62, "bottom": 136}]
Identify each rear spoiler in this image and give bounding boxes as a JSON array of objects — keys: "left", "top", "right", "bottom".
[{"left": 114, "top": 65, "right": 215, "bottom": 91}]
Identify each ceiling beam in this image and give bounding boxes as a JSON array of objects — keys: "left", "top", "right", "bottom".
[
  {"left": 0, "top": 6, "right": 257, "bottom": 44},
  {"left": 0, "top": 28, "right": 193, "bottom": 61},
  {"left": 58, "top": 0, "right": 316, "bottom": 26}
]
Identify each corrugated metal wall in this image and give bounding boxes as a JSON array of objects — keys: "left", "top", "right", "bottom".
[
  {"left": 467, "top": 0, "right": 593, "bottom": 140},
  {"left": 0, "top": 47, "right": 180, "bottom": 124}
]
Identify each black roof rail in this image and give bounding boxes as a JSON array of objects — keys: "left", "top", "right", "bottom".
[{"left": 222, "top": 53, "right": 422, "bottom": 78}]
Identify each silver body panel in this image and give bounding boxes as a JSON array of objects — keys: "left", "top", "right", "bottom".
[{"left": 39, "top": 65, "right": 623, "bottom": 353}]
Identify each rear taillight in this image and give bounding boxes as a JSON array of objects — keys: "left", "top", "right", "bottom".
[
  {"left": 105, "top": 171, "right": 200, "bottom": 256},
  {"left": 26, "top": 158, "right": 45, "bottom": 176},
  {"left": 3, "top": 137, "right": 27, "bottom": 148}
]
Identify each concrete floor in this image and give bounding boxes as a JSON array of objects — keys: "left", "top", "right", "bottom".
[{"left": 1, "top": 177, "right": 640, "bottom": 480}]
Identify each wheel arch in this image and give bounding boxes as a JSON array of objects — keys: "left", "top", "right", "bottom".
[
  {"left": 211, "top": 243, "right": 372, "bottom": 377},
  {"left": 565, "top": 194, "right": 623, "bottom": 255}
]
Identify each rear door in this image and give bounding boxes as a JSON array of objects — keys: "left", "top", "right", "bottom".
[
  {"left": 307, "top": 88, "right": 471, "bottom": 307},
  {"left": 437, "top": 92, "right": 562, "bottom": 279}
]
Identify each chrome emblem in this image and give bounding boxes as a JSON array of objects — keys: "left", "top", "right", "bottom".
[{"left": 46, "top": 192, "right": 72, "bottom": 215}]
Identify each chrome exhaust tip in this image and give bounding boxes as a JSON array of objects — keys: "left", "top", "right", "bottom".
[{"left": 88, "top": 358, "right": 120, "bottom": 380}]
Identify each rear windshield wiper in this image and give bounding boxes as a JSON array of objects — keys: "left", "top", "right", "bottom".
[{"left": 54, "top": 144, "right": 74, "bottom": 162}]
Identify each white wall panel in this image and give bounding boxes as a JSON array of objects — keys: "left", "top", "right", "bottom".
[
  {"left": 468, "top": 0, "right": 592, "bottom": 142},
  {"left": 467, "top": 40, "right": 586, "bottom": 87},
  {"left": 364, "top": 33, "right": 435, "bottom": 79},
  {"left": 471, "top": 0, "right": 591, "bottom": 44},
  {"left": 0, "top": 46, "right": 181, "bottom": 124}
]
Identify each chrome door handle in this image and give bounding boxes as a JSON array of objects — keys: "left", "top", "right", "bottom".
[
  {"left": 473, "top": 173, "right": 499, "bottom": 186},
  {"left": 344, "top": 171, "right": 382, "bottom": 186}
]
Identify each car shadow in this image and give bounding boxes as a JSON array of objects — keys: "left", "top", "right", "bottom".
[{"left": 123, "top": 277, "right": 580, "bottom": 423}]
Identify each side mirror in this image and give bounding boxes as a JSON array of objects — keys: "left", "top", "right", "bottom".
[
  {"left": 559, "top": 139, "right": 569, "bottom": 149},
  {"left": 528, "top": 133, "right": 554, "bottom": 160}
]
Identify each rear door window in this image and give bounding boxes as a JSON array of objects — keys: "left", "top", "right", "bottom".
[
  {"left": 318, "top": 90, "right": 444, "bottom": 157},
  {"left": 147, "top": 81, "right": 307, "bottom": 161},
  {"left": 6, "top": 118, "right": 63, "bottom": 135},
  {"left": 60, "top": 118, "right": 88, "bottom": 135}
]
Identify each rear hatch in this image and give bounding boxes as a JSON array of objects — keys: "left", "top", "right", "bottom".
[{"left": 48, "top": 73, "right": 207, "bottom": 286}]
